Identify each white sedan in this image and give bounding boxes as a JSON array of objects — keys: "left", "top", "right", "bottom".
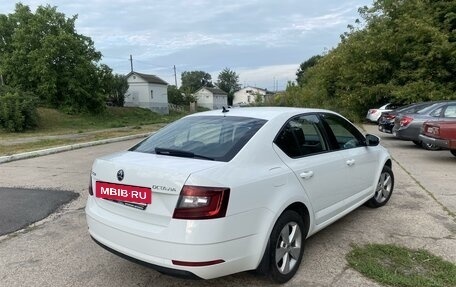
[
  {"left": 366, "top": 103, "right": 398, "bottom": 123},
  {"left": 86, "top": 107, "right": 394, "bottom": 283}
]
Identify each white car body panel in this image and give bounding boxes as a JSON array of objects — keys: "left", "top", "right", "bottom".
[
  {"left": 366, "top": 103, "right": 393, "bottom": 122},
  {"left": 86, "top": 107, "right": 392, "bottom": 280}
]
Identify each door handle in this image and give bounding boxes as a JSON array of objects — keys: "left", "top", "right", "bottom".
[
  {"left": 346, "top": 159, "right": 355, "bottom": 166},
  {"left": 300, "top": 171, "right": 314, "bottom": 179}
]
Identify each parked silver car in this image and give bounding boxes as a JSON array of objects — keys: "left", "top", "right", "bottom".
[{"left": 392, "top": 101, "right": 456, "bottom": 150}]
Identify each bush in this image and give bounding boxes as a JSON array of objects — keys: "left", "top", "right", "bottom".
[{"left": 0, "top": 87, "right": 38, "bottom": 132}]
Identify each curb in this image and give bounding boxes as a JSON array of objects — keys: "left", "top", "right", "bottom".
[{"left": 0, "top": 133, "right": 150, "bottom": 164}]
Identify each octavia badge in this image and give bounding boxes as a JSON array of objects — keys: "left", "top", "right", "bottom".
[{"left": 117, "top": 169, "right": 124, "bottom": 181}]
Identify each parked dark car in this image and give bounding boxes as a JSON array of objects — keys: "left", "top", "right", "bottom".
[
  {"left": 392, "top": 101, "right": 456, "bottom": 150},
  {"left": 378, "top": 102, "right": 435, "bottom": 134},
  {"left": 419, "top": 121, "right": 456, "bottom": 157}
]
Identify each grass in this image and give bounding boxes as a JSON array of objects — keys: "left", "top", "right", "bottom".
[
  {"left": 0, "top": 106, "right": 187, "bottom": 155},
  {"left": 33, "top": 107, "right": 183, "bottom": 134},
  {"left": 347, "top": 244, "right": 456, "bottom": 287}
]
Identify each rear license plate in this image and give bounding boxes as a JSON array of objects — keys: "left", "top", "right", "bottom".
[{"left": 96, "top": 181, "right": 152, "bottom": 204}]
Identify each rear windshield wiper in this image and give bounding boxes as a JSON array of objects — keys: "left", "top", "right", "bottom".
[{"left": 154, "top": 147, "right": 214, "bottom": 161}]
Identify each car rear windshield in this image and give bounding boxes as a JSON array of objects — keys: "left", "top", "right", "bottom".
[
  {"left": 417, "top": 103, "right": 441, "bottom": 114},
  {"left": 130, "top": 116, "right": 267, "bottom": 162}
]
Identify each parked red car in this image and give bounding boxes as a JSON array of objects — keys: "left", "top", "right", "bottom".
[{"left": 419, "top": 121, "right": 456, "bottom": 157}]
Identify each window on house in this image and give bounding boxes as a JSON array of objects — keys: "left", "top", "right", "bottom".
[
  {"left": 150, "top": 90, "right": 153, "bottom": 99},
  {"left": 247, "top": 95, "right": 251, "bottom": 102}
]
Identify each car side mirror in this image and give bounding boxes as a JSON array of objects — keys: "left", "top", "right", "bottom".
[{"left": 365, "top": 134, "right": 380, "bottom": 146}]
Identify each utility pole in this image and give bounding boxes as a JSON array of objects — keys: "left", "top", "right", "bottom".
[
  {"left": 173, "top": 65, "right": 177, "bottom": 87},
  {"left": 129, "top": 54, "right": 134, "bottom": 72},
  {"left": 0, "top": 74, "right": 4, "bottom": 86}
]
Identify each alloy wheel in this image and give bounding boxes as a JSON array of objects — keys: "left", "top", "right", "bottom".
[
  {"left": 374, "top": 171, "right": 393, "bottom": 203},
  {"left": 275, "top": 222, "right": 302, "bottom": 275}
]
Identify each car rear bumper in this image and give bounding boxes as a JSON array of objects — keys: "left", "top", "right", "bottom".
[
  {"left": 378, "top": 123, "right": 394, "bottom": 133},
  {"left": 366, "top": 114, "right": 380, "bottom": 122},
  {"left": 392, "top": 126, "right": 421, "bottom": 141},
  {"left": 85, "top": 196, "right": 272, "bottom": 279},
  {"left": 419, "top": 134, "right": 451, "bottom": 149}
]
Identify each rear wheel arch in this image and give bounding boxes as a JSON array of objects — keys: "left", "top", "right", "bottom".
[
  {"left": 384, "top": 159, "right": 392, "bottom": 169},
  {"left": 284, "top": 202, "right": 310, "bottom": 237}
]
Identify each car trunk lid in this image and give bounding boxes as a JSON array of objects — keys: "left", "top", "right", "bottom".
[{"left": 91, "top": 151, "right": 224, "bottom": 227}]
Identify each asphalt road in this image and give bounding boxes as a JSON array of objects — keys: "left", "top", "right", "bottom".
[
  {"left": 0, "top": 187, "right": 77, "bottom": 236},
  {"left": 0, "top": 126, "right": 454, "bottom": 287}
]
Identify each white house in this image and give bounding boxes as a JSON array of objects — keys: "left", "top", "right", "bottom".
[
  {"left": 193, "top": 87, "right": 228, "bottom": 110},
  {"left": 233, "top": 87, "right": 269, "bottom": 106},
  {"left": 124, "top": 72, "right": 169, "bottom": 114}
]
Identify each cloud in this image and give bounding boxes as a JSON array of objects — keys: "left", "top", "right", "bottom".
[
  {"left": 0, "top": 0, "right": 372, "bottom": 90},
  {"left": 237, "top": 64, "right": 299, "bottom": 91}
]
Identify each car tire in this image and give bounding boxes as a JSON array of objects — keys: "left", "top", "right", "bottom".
[
  {"left": 266, "top": 210, "right": 305, "bottom": 283},
  {"left": 451, "top": 150, "right": 456, "bottom": 157},
  {"left": 421, "top": 142, "right": 441, "bottom": 151},
  {"left": 365, "top": 165, "right": 394, "bottom": 208}
]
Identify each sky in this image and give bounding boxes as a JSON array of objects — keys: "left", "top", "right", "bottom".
[{"left": 0, "top": 0, "right": 373, "bottom": 91}]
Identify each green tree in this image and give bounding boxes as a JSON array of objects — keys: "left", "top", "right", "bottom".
[
  {"left": 296, "top": 55, "right": 322, "bottom": 86},
  {"left": 168, "top": 85, "right": 185, "bottom": 105},
  {"left": 97, "top": 64, "right": 128, "bottom": 107},
  {"left": 0, "top": 3, "right": 105, "bottom": 113},
  {"left": 0, "top": 85, "right": 38, "bottom": 132},
  {"left": 180, "top": 71, "right": 213, "bottom": 93},
  {"left": 217, "top": 68, "right": 240, "bottom": 105},
  {"left": 110, "top": 74, "right": 129, "bottom": 107},
  {"left": 283, "top": 0, "right": 456, "bottom": 120}
]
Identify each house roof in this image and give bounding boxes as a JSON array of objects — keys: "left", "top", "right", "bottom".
[
  {"left": 127, "top": 71, "right": 168, "bottom": 85},
  {"left": 201, "top": 87, "right": 228, "bottom": 95}
]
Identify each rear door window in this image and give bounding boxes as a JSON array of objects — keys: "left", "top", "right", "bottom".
[
  {"left": 430, "top": 107, "right": 443, "bottom": 117},
  {"left": 274, "top": 114, "right": 328, "bottom": 158},
  {"left": 443, "top": 104, "right": 456, "bottom": 118},
  {"left": 320, "top": 113, "right": 365, "bottom": 150}
]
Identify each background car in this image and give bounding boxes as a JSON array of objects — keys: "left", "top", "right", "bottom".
[
  {"left": 419, "top": 120, "right": 456, "bottom": 157},
  {"left": 86, "top": 107, "right": 394, "bottom": 283},
  {"left": 393, "top": 101, "right": 456, "bottom": 150},
  {"left": 378, "top": 102, "right": 435, "bottom": 134},
  {"left": 366, "top": 103, "right": 400, "bottom": 123}
]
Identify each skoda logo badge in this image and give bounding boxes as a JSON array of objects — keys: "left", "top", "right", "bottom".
[{"left": 117, "top": 169, "right": 124, "bottom": 181}]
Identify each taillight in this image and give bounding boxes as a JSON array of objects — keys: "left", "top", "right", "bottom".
[
  {"left": 89, "top": 175, "right": 93, "bottom": 196},
  {"left": 369, "top": 109, "right": 378, "bottom": 114},
  {"left": 173, "top": 185, "right": 230, "bottom": 220},
  {"left": 400, "top": 116, "right": 413, "bottom": 127},
  {"left": 386, "top": 114, "right": 396, "bottom": 120}
]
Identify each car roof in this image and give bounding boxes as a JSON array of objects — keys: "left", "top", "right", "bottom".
[
  {"left": 417, "top": 100, "right": 456, "bottom": 114},
  {"left": 393, "top": 101, "right": 434, "bottom": 111},
  {"left": 186, "top": 107, "right": 332, "bottom": 121}
]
